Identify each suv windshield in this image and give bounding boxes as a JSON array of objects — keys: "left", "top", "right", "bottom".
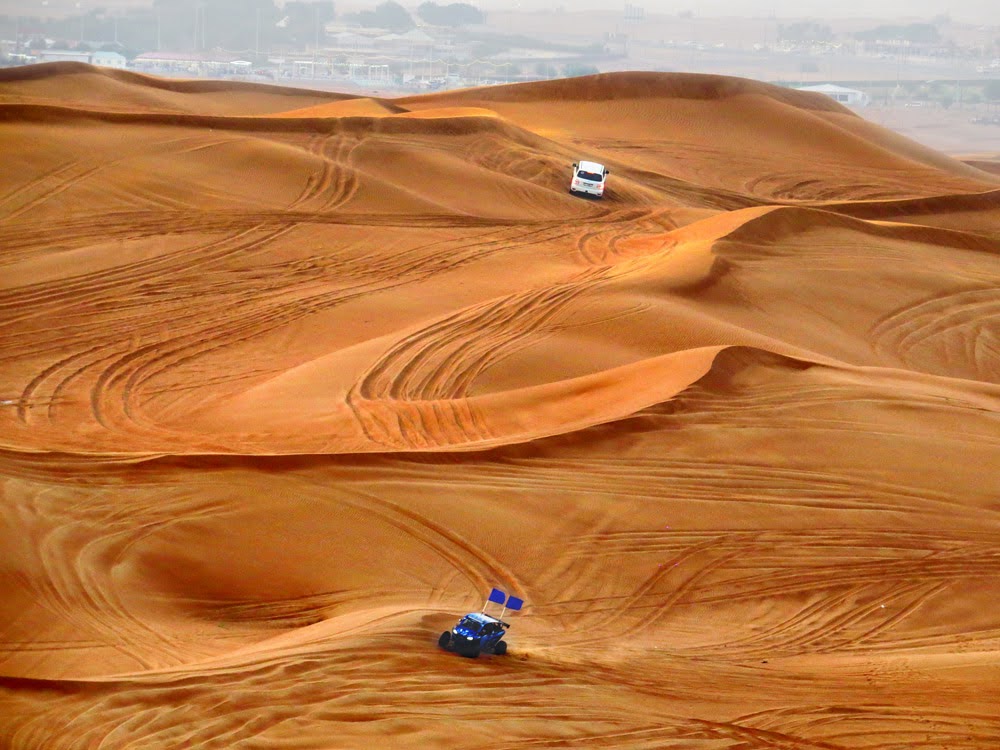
[
  {"left": 459, "top": 618, "right": 481, "bottom": 632},
  {"left": 577, "top": 170, "right": 603, "bottom": 182}
]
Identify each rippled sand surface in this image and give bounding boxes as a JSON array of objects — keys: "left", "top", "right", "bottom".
[{"left": 2, "top": 63, "right": 999, "bottom": 749}]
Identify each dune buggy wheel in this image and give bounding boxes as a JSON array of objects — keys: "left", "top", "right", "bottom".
[
  {"left": 438, "top": 631, "right": 452, "bottom": 649},
  {"left": 494, "top": 640, "right": 507, "bottom": 655}
]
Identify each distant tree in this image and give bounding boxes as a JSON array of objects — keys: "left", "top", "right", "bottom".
[
  {"left": 417, "top": 2, "right": 483, "bottom": 27},
  {"left": 778, "top": 22, "right": 832, "bottom": 43},
  {"left": 562, "top": 63, "right": 599, "bottom": 77},
  {"left": 153, "top": 0, "right": 279, "bottom": 52},
  {"left": 534, "top": 61, "right": 557, "bottom": 77},
  {"left": 205, "top": 0, "right": 281, "bottom": 50},
  {"left": 854, "top": 23, "right": 939, "bottom": 43},
  {"left": 346, "top": 1, "right": 414, "bottom": 31},
  {"left": 278, "top": 1, "right": 336, "bottom": 47},
  {"left": 472, "top": 40, "right": 508, "bottom": 58}
]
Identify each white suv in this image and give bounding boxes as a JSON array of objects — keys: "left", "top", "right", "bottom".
[{"left": 570, "top": 160, "right": 610, "bottom": 198}]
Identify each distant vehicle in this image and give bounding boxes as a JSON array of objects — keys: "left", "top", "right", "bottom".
[
  {"left": 438, "top": 587, "right": 524, "bottom": 658},
  {"left": 570, "top": 160, "right": 610, "bottom": 198}
]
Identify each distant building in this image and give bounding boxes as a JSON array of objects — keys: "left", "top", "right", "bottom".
[
  {"left": 375, "top": 28, "right": 435, "bottom": 52},
  {"left": 132, "top": 52, "right": 248, "bottom": 76},
  {"left": 38, "top": 49, "right": 92, "bottom": 64},
  {"left": 330, "top": 31, "right": 368, "bottom": 49},
  {"left": 92, "top": 50, "right": 127, "bottom": 69},
  {"left": 797, "top": 83, "right": 870, "bottom": 107}
]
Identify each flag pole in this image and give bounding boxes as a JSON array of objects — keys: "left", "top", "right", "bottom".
[{"left": 484, "top": 587, "right": 507, "bottom": 615}]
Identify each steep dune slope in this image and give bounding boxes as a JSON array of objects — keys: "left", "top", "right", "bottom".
[{"left": 1, "top": 67, "right": 999, "bottom": 749}]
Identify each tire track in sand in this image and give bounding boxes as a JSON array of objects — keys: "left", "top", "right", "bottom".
[
  {"left": 286, "top": 133, "right": 360, "bottom": 212},
  {"left": 0, "top": 133, "right": 234, "bottom": 221},
  {"left": 346, "top": 269, "right": 605, "bottom": 448},
  {"left": 12, "top": 225, "right": 296, "bottom": 430},
  {"left": 533, "top": 527, "right": 1000, "bottom": 656},
  {"left": 871, "top": 286, "right": 1000, "bottom": 382},
  {"left": 331, "top": 487, "right": 523, "bottom": 602},
  {"left": 735, "top": 705, "right": 1000, "bottom": 749}
]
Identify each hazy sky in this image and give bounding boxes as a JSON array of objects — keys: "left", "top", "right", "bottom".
[{"left": 478, "top": 0, "right": 999, "bottom": 25}]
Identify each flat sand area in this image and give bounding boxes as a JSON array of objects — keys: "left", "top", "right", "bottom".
[{"left": 1, "top": 63, "right": 1000, "bottom": 749}]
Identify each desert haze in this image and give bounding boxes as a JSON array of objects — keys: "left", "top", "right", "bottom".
[{"left": 1, "top": 62, "right": 1000, "bottom": 749}]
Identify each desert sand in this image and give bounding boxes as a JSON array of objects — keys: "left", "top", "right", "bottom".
[{"left": 1, "top": 62, "right": 1000, "bottom": 749}]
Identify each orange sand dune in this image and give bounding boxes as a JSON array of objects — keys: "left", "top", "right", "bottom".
[
  {"left": 276, "top": 97, "right": 409, "bottom": 118},
  {"left": 0, "top": 60, "right": 352, "bottom": 115},
  {"left": 2, "top": 64, "right": 1000, "bottom": 749}
]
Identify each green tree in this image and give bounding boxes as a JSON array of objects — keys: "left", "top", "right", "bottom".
[
  {"left": 279, "top": 1, "right": 336, "bottom": 48},
  {"left": 778, "top": 22, "right": 832, "bottom": 43},
  {"left": 854, "top": 23, "right": 939, "bottom": 43},
  {"left": 562, "top": 63, "right": 599, "bottom": 77},
  {"left": 534, "top": 61, "right": 557, "bottom": 77},
  {"left": 472, "top": 40, "right": 507, "bottom": 57},
  {"left": 417, "top": 2, "right": 483, "bottom": 27},
  {"left": 985, "top": 79, "right": 1000, "bottom": 103},
  {"left": 347, "top": 1, "right": 414, "bottom": 31},
  {"left": 153, "top": 0, "right": 280, "bottom": 52}
]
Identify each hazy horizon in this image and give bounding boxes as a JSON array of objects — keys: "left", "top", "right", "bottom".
[
  {"left": 476, "top": 0, "right": 999, "bottom": 25},
  {"left": 0, "top": 0, "right": 996, "bottom": 26}
]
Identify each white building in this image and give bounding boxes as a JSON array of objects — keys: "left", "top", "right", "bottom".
[
  {"left": 796, "top": 83, "right": 870, "bottom": 107},
  {"left": 132, "top": 52, "right": 249, "bottom": 76},
  {"left": 91, "top": 50, "right": 127, "bottom": 69},
  {"left": 38, "top": 49, "right": 92, "bottom": 64}
]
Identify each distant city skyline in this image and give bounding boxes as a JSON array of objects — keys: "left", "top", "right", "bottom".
[{"left": 475, "top": 0, "right": 999, "bottom": 25}]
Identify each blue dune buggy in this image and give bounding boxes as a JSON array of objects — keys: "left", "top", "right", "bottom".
[{"left": 438, "top": 588, "right": 523, "bottom": 658}]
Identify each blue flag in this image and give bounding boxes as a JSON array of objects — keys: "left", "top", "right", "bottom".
[
  {"left": 488, "top": 588, "right": 506, "bottom": 605},
  {"left": 506, "top": 596, "right": 524, "bottom": 611}
]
